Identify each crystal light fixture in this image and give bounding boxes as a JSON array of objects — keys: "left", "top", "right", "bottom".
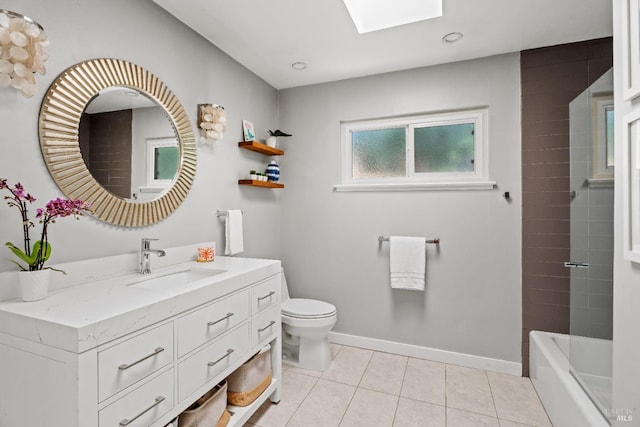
[
  {"left": 197, "top": 104, "right": 227, "bottom": 143},
  {"left": 0, "top": 9, "right": 48, "bottom": 98}
]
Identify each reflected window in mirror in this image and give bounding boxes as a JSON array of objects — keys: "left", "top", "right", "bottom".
[
  {"left": 135, "top": 137, "right": 179, "bottom": 201},
  {"left": 152, "top": 139, "right": 179, "bottom": 182}
]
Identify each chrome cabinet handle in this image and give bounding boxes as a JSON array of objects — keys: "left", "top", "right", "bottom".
[
  {"left": 119, "top": 396, "right": 165, "bottom": 426},
  {"left": 118, "top": 347, "right": 165, "bottom": 371},
  {"left": 258, "top": 320, "right": 276, "bottom": 333},
  {"left": 208, "top": 348, "right": 234, "bottom": 367},
  {"left": 564, "top": 262, "right": 589, "bottom": 268},
  {"left": 257, "top": 291, "right": 276, "bottom": 301},
  {"left": 207, "top": 312, "right": 234, "bottom": 326}
]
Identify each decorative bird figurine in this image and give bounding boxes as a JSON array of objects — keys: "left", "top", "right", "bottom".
[{"left": 268, "top": 129, "right": 292, "bottom": 137}]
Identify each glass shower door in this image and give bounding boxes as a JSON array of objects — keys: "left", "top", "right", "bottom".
[{"left": 568, "top": 68, "right": 614, "bottom": 420}]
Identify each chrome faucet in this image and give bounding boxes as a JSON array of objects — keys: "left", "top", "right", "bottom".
[{"left": 140, "top": 238, "right": 166, "bottom": 275}]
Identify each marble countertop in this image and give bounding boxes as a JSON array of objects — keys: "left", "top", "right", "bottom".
[{"left": 0, "top": 255, "right": 281, "bottom": 353}]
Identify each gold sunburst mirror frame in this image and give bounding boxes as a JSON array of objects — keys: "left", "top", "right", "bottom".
[{"left": 38, "top": 58, "right": 196, "bottom": 227}]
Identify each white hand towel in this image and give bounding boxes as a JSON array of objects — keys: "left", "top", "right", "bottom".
[
  {"left": 224, "top": 210, "right": 244, "bottom": 255},
  {"left": 390, "top": 236, "right": 426, "bottom": 291}
]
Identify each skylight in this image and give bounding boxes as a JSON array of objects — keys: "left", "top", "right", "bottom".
[{"left": 342, "top": 0, "right": 443, "bottom": 34}]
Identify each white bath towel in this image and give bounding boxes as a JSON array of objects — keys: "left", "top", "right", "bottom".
[
  {"left": 224, "top": 210, "right": 244, "bottom": 255},
  {"left": 390, "top": 236, "right": 425, "bottom": 291}
]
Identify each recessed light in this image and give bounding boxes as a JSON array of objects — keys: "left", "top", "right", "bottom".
[
  {"left": 291, "top": 62, "right": 308, "bottom": 71},
  {"left": 343, "top": 0, "right": 442, "bottom": 34},
  {"left": 442, "top": 32, "right": 463, "bottom": 43}
]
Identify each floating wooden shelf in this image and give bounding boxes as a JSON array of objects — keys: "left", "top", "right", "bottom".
[
  {"left": 238, "top": 141, "right": 284, "bottom": 156},
  {"left": 238, "top": 179, "right": 284, "bottom": 189}
]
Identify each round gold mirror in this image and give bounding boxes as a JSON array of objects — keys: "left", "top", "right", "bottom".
[{"left": 38, "top": 59, "right": 196, "bottom": 227}]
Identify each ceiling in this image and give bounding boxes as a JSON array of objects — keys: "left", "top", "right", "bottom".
[
  {"left": 152, "top": 0, "right": 612, "bottom": 90},
  {"left": 85, "top": 88, "right": 157, "bottom": 114}
]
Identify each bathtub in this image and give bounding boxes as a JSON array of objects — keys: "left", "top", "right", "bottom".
[{"left": 529, "top": 331, "right": 610, "bottom": 427}]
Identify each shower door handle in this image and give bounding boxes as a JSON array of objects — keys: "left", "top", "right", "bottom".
[{"left": 564, "top": 262, "right": 589, "bottom": 268}]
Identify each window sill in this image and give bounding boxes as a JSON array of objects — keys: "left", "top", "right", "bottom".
[
  {"left": 333, "top": 181, "right": 497, "bottom": 192},
  {"left": 138, "top": 186, "right": 166, "bottom": 193},
  {"left": 585, "top": 178, "right": 614, "bottom": 188}
]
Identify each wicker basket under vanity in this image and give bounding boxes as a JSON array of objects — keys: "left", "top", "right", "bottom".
[
  {"left": 226, "top": 345, "right": 272, "bottom": 407},
  {"left": 178, "top": 380, "right": 230, "bottom": 427}
]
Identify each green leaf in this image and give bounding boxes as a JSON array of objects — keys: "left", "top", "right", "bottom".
[
  {"left": 32, "top": 240, "right": 51, "bottom": 263},
  {"left": 5, "top": 240, "right": 52, "bottom": 268},
  {"left": 5, "top": 242, "right": 36, "bottom": 267}
]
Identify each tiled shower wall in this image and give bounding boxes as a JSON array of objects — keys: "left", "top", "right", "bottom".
[
  {"left": 568, "top": 72, "right": 614, "bottom": 342},
  {"left": 521, "top": 38, "right": 612, "bottom": 376},
  {"left": 79, "top": 110, "right": 133, "bottom": 199}
]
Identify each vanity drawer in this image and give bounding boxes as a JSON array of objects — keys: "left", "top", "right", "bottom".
[
  {"left": 99, "top": 368, "right": 174, "bottom": 427},
  {"left": 250, "top": 275, "right": 280, "bottom": 315},
  {"left": 178, "top": 323, "right": 249, "bottom": 402},
  {"left": 251, "top": 306, "right": 280, "bottom": 348},
  {"left": 177, "top": 290, "right": 249, "bottom": 357},
  {"left": 98, "top": 322, "right": 174, "bottom": 402}
]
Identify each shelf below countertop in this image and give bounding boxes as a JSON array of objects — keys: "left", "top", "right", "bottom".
[
  {"left": 238, "top": 180, "right": 284, "bottom": 189},
  {"left": 238, "top": 141, "right": 284, "bottom": 156},
  {"left": 227, "top": 379, "right": 278, "bottom": 426}
]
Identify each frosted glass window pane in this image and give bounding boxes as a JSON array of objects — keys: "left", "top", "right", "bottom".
[
  {"left": 154, "top": 146, "right": 178, "bottom": 180},
  {"left": 606, "top": 107, "right": 614, "bottom": 168},
  {"left": 414, "top": 123, "right": 475, "bottom": 173},
  {"left": 352, "top": 128, "right": 406, "bottom": 179}
]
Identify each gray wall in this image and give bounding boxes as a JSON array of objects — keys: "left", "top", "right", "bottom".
[
  {"left": 278, "top": 53, "right": 523, "bottom": 363},
  {"left": 0, "top": 0, "right": 280, "bottom": 270},
  {"left": 1, "top": 1, "right": 524, "bottom": 368}
]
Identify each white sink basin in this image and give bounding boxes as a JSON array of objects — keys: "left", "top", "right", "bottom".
[{"left": 127, "top": 268, "right": 226, "bottom": 291}]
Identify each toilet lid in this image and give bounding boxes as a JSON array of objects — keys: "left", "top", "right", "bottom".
[{"left": 282, "top": 298, "right": 336, "bottom": 319}]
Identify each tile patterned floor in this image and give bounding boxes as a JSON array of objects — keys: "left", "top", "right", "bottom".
[{"left": 245, "top": 344, "right": 552, "bottom": 427}]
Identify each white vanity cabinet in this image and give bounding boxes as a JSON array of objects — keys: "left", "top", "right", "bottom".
[
  {"left": 0, "top": 257, "right": 282, "bottom": 427},
  {"left": 98, "top": 322, "right": 175, "bottom": 403}
]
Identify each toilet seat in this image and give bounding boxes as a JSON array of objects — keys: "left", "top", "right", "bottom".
[{"left": 282, "top": 298, "right": 336, "bottom": 319}]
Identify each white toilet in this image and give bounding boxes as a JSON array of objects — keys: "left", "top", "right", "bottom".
[{"left": 281, "top": 271, "right": 337, "bottom": 371}]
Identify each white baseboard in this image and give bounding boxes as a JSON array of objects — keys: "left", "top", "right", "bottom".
[{"left": 328, "top": 332, "right": 522, "bottom": 376}]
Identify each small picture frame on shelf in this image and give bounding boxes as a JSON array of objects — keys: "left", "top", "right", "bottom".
[{"left": 242, "top": 120, "right": 255, "bottom": 142}]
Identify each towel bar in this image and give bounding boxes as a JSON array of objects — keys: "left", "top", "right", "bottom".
[{"left": 378, "top": 236, "right": 440, "bottom": 245}]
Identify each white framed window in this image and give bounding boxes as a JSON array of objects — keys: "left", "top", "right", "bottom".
[
  {"left": 336, "top": 108, "right": 494, "bottom": 191},
  {"left": 146, "top": 136, "right": 179, "bottom": 187},
  {"left": 134, "top": 137, "right": 178, "bottom": 201},
  {"left": 591, "top": 94, "right": 614, "bottom": 180}
]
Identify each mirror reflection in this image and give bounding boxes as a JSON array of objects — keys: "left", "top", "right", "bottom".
[{"left": 79, "top": 87, "right": 178, "bottom": 202}]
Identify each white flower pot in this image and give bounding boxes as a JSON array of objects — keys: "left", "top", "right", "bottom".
[
  {"left": 266, "top": 136, "right": 277, "bottom": 148},
  {"left": 18, "top": 269, "right": 50, "bottom": 302}
]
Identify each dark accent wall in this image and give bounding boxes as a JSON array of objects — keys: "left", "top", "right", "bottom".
[
  {"left": 521, "top": 37, "right": 612, "bottom": 376},
  {"left": 79, "top": 110, "right": 133, "bottom": 199}
]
